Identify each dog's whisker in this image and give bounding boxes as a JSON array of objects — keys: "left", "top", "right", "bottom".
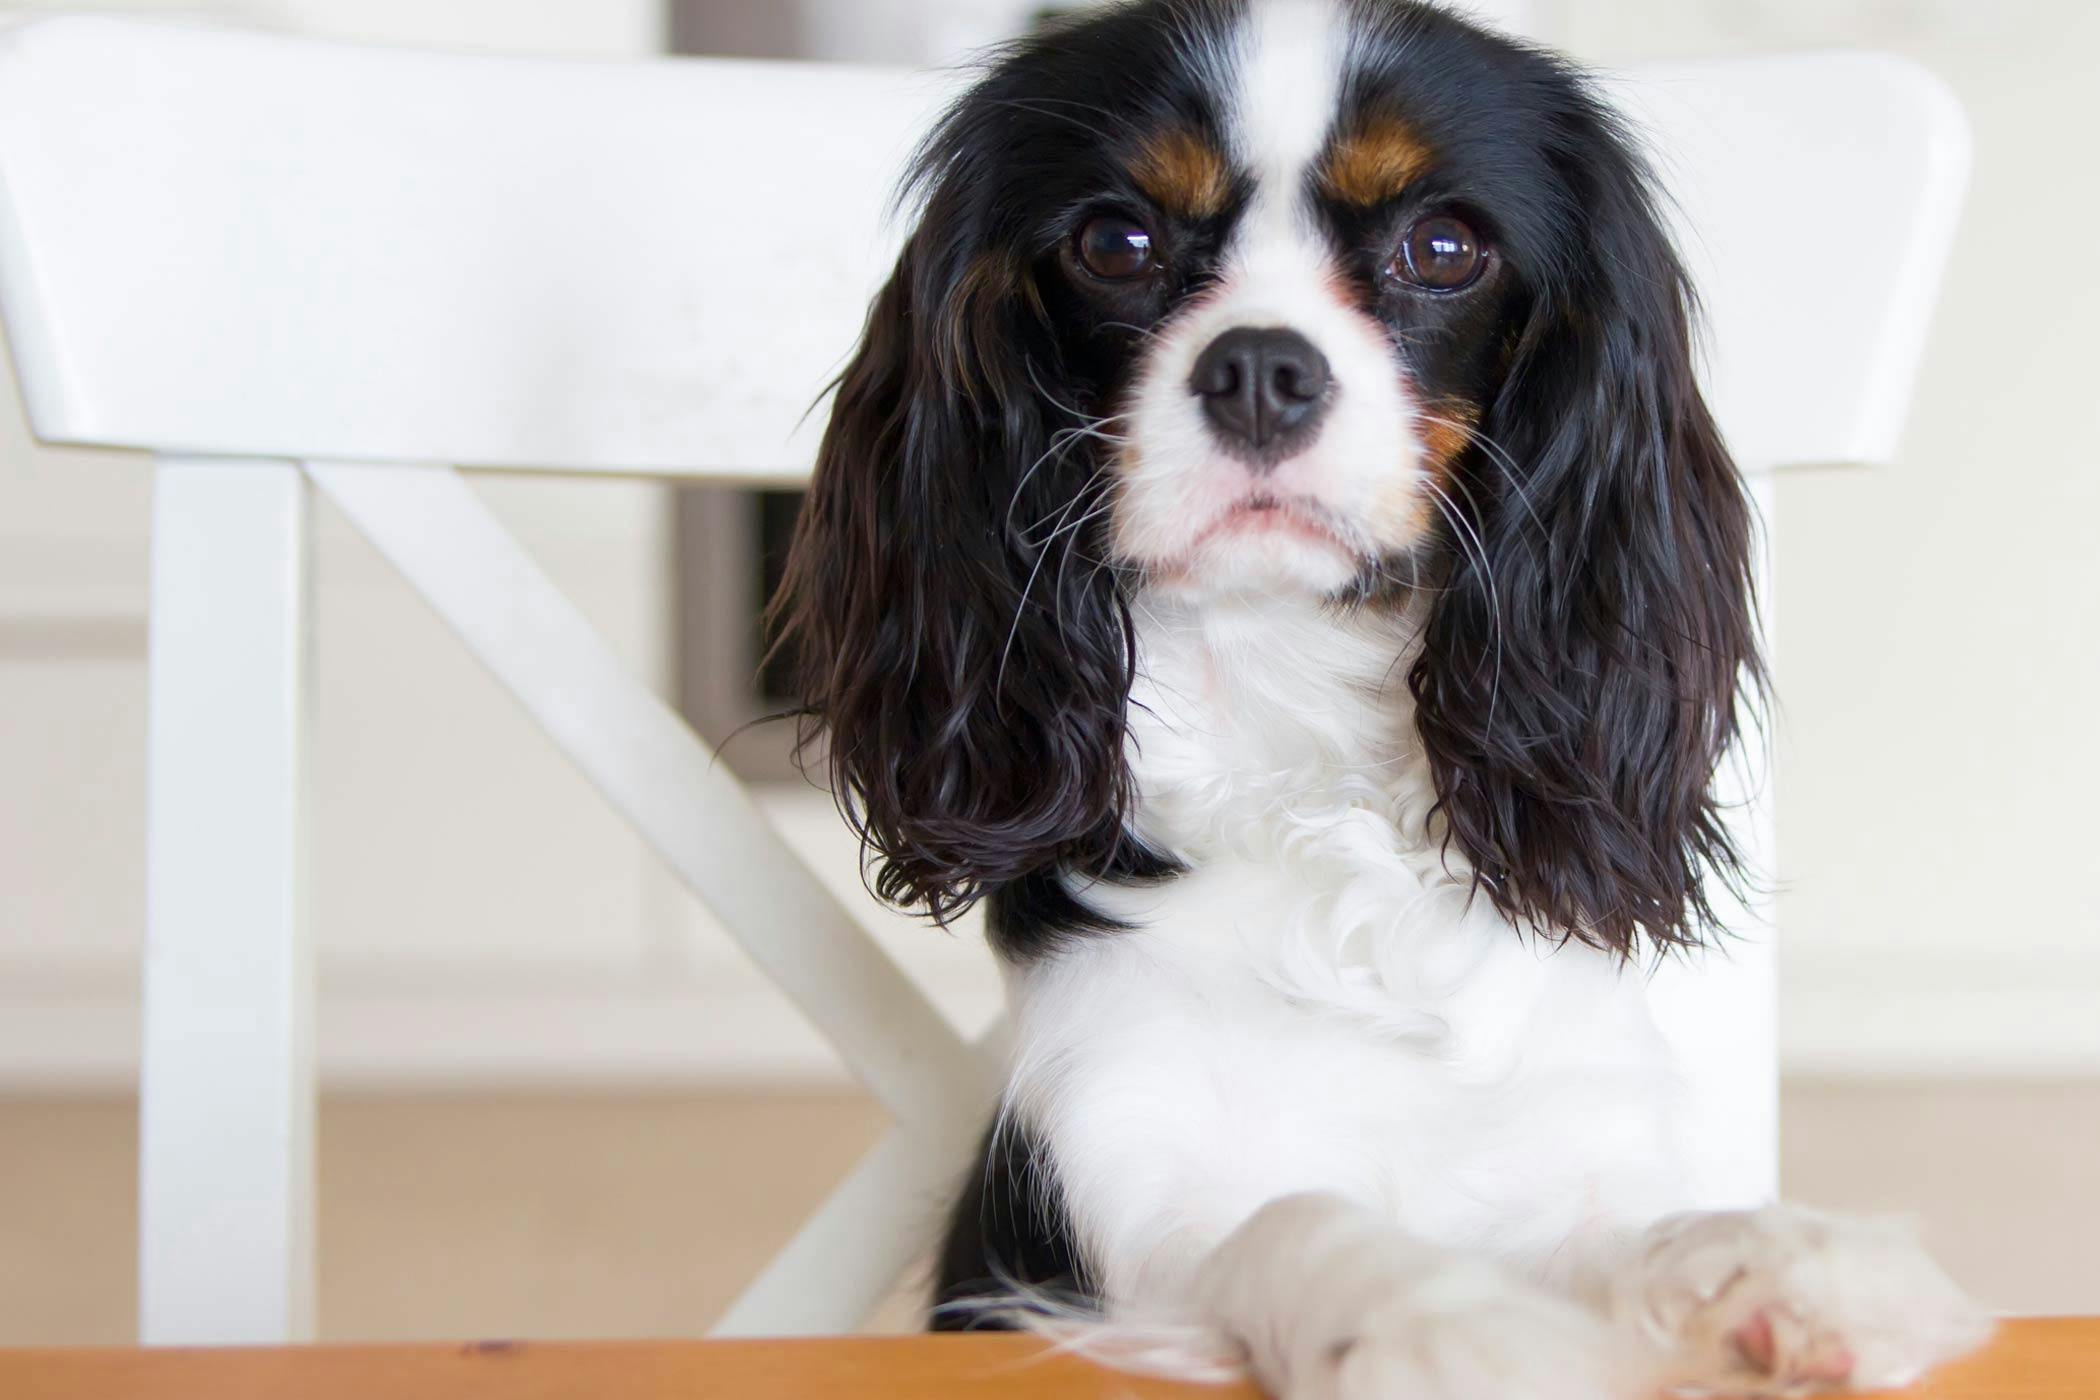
[{"left": 1416, "top": 411, "right": 1547, "bottom": 540}]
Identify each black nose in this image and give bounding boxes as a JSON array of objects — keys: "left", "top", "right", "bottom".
[{"left": 1189, "top": 326, "right": 1331, "bottom": 462}]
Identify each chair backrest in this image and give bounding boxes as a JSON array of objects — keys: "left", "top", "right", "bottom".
[
  {"left": 0, "top": 17, "right": 945, "bottom": 480},
  {"left": 1609, "top": 52, "right": 1969, "bottom": 475},
  {"left": 0, "top": 18, "right": 1966, "bottom": 482}
]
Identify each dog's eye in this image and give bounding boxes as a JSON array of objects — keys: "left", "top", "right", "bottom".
[
  {"left": 1392, "top": 215, "right": 1486, "bottom": 291},
  {"left": 1076, "top": 215, "right": 1155, "bottom": 280}
]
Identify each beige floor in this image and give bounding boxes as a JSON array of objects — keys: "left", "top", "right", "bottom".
[{"left": 2, "top": 1081, "right": 2095, "bottom": 1348}]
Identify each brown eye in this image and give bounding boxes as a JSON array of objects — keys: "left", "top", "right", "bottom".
[
  {"left": 1076, "top": 215, "right": 1155, "bottom": 280},
  {"left": 1394, "top": 214, "right": 1486, "bottom": 291}
]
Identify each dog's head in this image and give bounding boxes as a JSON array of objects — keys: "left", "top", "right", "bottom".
[{"left": 773, "top": 0, "right": 1761, "bottom": 955}]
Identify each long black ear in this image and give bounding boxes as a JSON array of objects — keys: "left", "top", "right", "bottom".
[
  {"left": 1411, "top": 84, "right": 1764, "bottom": 957},
  {"left": 768, "top": 202, "right": 1138, "bottom": 928}
]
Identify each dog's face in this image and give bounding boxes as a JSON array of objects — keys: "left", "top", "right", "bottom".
[
  {"left": 776, "top": 0, "right": 1761, "bottom": 957},
  {"left": 1029, "top": 0, "right": 1523, "bottom": 602}
]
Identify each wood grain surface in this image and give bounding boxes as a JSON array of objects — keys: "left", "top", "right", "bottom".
[{"left": 0, "top": 1317, "right": 2088, "bottom": 1400}]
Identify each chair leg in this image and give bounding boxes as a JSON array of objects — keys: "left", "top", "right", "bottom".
[
  {"left": 1645, "top": 472, "right": 1779, "bottom": 1210},
  {"left": 139, "top": 458, "right": 316, "bottom": 1345}
]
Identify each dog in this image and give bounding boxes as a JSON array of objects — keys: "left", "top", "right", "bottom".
[{"left": 771, "top": 2, "right": 1990, "bottom": 1394}]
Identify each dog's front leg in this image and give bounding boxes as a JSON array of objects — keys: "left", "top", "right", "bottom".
[{"left": 1195, "top": 1193, "right": 1658, "bottom": 1400}]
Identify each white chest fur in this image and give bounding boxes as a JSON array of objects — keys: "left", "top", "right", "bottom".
[{"left": 1002, "top": 594, "right": 1697, "bottom": 1308}]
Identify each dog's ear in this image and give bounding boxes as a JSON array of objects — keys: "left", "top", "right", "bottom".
[
  {"left": 1411, "top": 85, "right": 1764, "bottom": 956},
  {"left": 768, "top": 189, "right": 1138, "bottom": 928}
]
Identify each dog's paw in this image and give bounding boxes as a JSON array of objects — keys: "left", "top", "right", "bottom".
[
  {"left": 1201, "top": 1195, "right": 1659, "bottom": 1400},
  {"left": 1310, "top": 1268, "right": 1652, "bottom": 1400},
  {"left": 1615, "top": 1206, "right": 1992, "bottom": 1396}
]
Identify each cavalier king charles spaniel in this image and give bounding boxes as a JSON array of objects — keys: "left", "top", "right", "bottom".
[{"left": 772, "top": 1, "right": 1989, "bottom": 1395}]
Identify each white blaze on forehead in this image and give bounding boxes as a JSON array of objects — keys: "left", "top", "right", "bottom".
[
  {"left": 1110, "top": 0, "right": 1425, "bottom": 595},
  {"left": 1231, "top": 0, "right": 1346, "bottom": 255}
]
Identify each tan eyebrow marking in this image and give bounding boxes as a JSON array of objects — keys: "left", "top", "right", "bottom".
[
  {"left": 1322, "top": 117, "right": 1434, "bottom": 206},
  {"left": 1130, "top": 126, "right": 1233, "bottom": 220}
]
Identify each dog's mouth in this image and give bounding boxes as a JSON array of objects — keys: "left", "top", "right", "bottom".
[
  {"left": 1136, "top": 491, "right": 1368, "bottom": 592},
  {"left": 1191, "top": 494, "right": 1357, "bottom": 553}
]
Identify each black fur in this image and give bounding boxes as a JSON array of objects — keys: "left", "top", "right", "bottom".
[
  {"left": 1341, "top": 5, "right": 1766, "bottom": 952},
  {"left": 932, "top": 1119, "right": 1092, "bottom": 1330},
  {"left": 768, "top": 1, "right": 1238, "bottom": 957}
]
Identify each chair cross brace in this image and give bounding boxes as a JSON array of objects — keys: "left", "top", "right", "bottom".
[{"left": 141, "top": 455, "right": 1001, "bottom": 1344}]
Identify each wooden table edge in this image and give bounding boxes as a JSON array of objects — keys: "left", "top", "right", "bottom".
[{"left": 0, "top": 1316, "right": 2089, "bottom": 1399}]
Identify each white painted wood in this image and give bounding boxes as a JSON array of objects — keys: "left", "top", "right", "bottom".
[
  {"left": 0, "top": 17, "right": 944, "bottom": 480},
  {"left": 0, "top": 21, "right": 1960, "bottom": 482},
  {"left": 1601, "top": 53, "right": 1970, "bottom": 474},
  {"left": 139, "top": 457, "right": 314, "bottom": 1345},
  {"left": 305, "top": 460, "right": 994, "bottom": 1125},
  {"left": 0, "top": 4, "right": 688, "bottom": 1056}
]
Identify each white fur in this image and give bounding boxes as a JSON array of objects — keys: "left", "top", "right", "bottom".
[
  {"left": 1000, "top": 587, "right": 1990, "bottom": 1397},
  {"left": 1201, "top": 1194, "right": 1661, "bottom": 1400},
  {"left": 1006, "top": 593, "right": 1690, "bottom": 1310},
  {"left": 989, "top": 4, "right": 1989, "bottom": 1396},
  {"left": 1114, "top": 0, "right": 1425, "bottom": 599}
]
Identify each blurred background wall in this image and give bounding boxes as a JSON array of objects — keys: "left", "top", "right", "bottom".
[{"left": 0, "top": 0, "right": 2094, "bottom": 1344}]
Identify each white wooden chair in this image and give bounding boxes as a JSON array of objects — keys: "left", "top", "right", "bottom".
[{"left": 0, "top": 16, "right": 1967, "bottom": 1346}]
